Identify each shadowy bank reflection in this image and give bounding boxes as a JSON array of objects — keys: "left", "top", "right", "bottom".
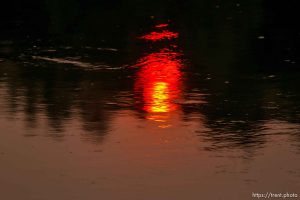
[
  {"left": 0, "top": 59, "right": 130, "bottom": 143},
  {"left": 134, "top": 24, "right": 185, "bottom": 127}
]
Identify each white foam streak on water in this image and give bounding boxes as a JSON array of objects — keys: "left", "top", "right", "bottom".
[
  {"left": 32, "top": 56, "right": 123, "bottom": 70},
  {"left": 96, "top": 47, "right": 118, "bottom": 52}
]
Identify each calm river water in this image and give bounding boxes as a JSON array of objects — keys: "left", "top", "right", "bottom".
[{"left": 1, "top": 1, "right": 300, "bottom": 200}]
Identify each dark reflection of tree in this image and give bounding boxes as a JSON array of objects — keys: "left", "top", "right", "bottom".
[
  {"left": 0, "top": 60, "right": 130, "bottom": 143},
  {"left": 75, "top": 74, "right": 132, "bottom": 143},
  {"left": 23, "top": 79, "right": 39, "bottom": 129},
  {"left": 169, "top": 0, "right": 299, "bottom": 152},
  {"left": 181, "top": 76, "right": 263, "bottom": 152},
  {"left": 76, "top": 79, "right": 115, "bottom": 143},
  {"left": 0, "top": 61, "right": 27, "bottom": 118},
  {"left": 181, "top": 70, "right": 300, "bottom": 153}
]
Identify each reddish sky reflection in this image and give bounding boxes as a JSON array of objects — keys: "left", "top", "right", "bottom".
[
  {"left": 134, "top": 48, "right": 184, "bottom": 124},
  {"left": 140, "top": 30, "right": 178, "bottom": 41}
]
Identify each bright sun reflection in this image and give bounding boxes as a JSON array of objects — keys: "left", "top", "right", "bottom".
[
  {"left": 151, "top": 82, "right": 169, "bottom": 113},
  {"left": 134, "top": 49, "right": 183, "bottom": 115},
  {"left": 134, "top": 24, "right": 184, "bottom": 127}
]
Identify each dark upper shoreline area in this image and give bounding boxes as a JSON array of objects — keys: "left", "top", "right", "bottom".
[{"left": 0, "top": 0, "right": 299, "bottom": 71}]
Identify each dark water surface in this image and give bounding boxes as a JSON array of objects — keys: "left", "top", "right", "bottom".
[{"left": 1, "top": 1, "right": 300, "bottom": 200}]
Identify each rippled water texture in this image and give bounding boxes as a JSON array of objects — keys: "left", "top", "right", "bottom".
[{"left": 1, "top": 1, "right": 300, "bottom": 200}]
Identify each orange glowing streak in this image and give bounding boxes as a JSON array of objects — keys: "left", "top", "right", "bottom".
[
  {"left": 140, "top": 30, "right": 178, "bottom": 41},
  {"left": 134, "top": 49, "right": 183, "bottom": 114},
  {"left": 155, "top": 23, "right": 169, "bottom": 28}
]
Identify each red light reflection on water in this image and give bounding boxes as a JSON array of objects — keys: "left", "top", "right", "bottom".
[
  {"left": 155, "top": 23, "right": 169, "bottom": 28},
  {"left": 134, "top": 49, "right": 183, "bottom": 115},
  {"left": 134, "top": 24, "right": 183, "bottom": 126},
  {"left": 140, "top": 30, "right": 178, "bottom": 41}
]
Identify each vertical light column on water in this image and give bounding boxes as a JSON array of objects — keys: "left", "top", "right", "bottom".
[{"left": 133, "top": 23, "right": 185, "bottom": 128}]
